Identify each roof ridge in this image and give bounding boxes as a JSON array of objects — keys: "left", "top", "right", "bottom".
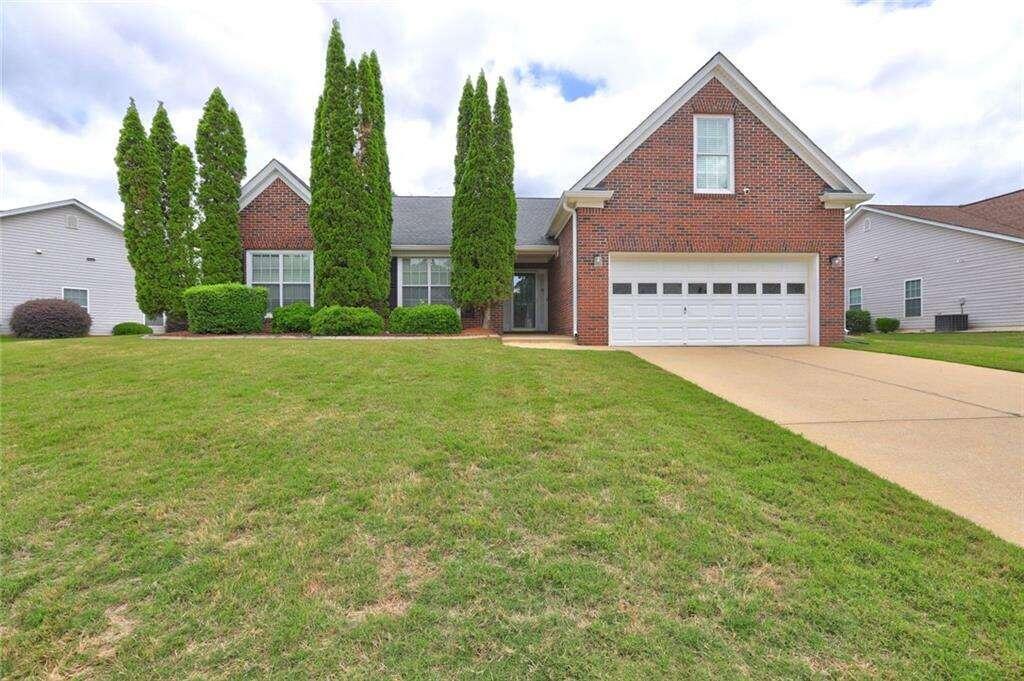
[{"left": 959, "top": 187, "right": 1024, "bottom": 207}]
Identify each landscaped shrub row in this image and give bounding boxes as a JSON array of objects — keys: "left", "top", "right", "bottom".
[
  {"left": 310, "top": 306, "right": 384, "bottom": 336},
  {"left": 112, "top": 322, "right": 153, "bottom": 335},
  {"left": 10, "top": 299, "right": 92, "bottom": 338},
  {"left": 182, "top": 283, "right": 266, "bottom": 334},
  {"left": 388, "top": 304, "right": 461, "bottom": 335}
]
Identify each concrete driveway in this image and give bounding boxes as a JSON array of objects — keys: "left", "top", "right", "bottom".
[{"left": 630, "top": 346, "right": 1024, "bottom": 545}]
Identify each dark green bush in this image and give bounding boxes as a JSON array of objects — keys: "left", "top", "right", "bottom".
[
  {"left": 271, "top": 302, "right": 314, "bottom": 333},
  {"left": 182, "top": 284, "right": 266, "bottom": 334},
  {"left": 875, "top": 317, "right": 900, "bottom": 333},
  {"left": 845, "top": 308, "right": 872, "bottom": 334},
  {"left": 112, "top": 322, "right": 153, "bottom": 336},
  {"left": 310, "top": 306, "right": 383, "bottom": 336},
  {"left": 389, "top": 304, "right": 461, "bottom": 335},
  {"left": 10, "top": 298, "right": 91, "bottom": 338}
]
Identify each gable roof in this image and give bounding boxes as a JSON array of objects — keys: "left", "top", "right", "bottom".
[
  {"left": 570, "top": 52, "right": 866, "bottom": 196},
  {"left": 0, "top": 198, "right": 123, "bottom": 233},
  {"left": 849, "top": 188, "right": 1024, "bottom": 243},
  {"left": 240, "top": 158, "right": 559, "bottom": 248},
  {"left": 240, "top": 158, "right": 311, "bottom": 209}
]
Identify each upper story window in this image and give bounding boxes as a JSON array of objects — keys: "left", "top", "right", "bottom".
[
  {"left": 694, "top": 115, "right": 734, "bottom": 194},
  {"left": 400, "top": 258, "right": 452, "bottom": 306}
]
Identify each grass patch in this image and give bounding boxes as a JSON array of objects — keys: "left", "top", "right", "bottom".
[
  {"left": 2, "top": 337, "right": 1022, "bottom": 677},
  {"left": 838, "top": 331, "right": 1023, "bottom": 372}
]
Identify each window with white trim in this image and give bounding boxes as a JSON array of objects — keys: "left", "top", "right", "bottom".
[
  {"left": 400, "top": 257, "right": 452, "bottom": 306},
  {"left": 904, "top": 279, "right": 921, "bottom": 317},
  {"left": 848, "top": 287, "right": 862, "bottom": 311},
  {"left": 145, "top": 312, "right": 165, "bottom": 327},
  {"left": 249, "top": 252, "right": 313, "bottom": 313},
  {"left": 694, "top": 115, "right": 734, "bottom": 193},
  {"left": 63, "top": 287, "right": 89, "bottom": 310}
]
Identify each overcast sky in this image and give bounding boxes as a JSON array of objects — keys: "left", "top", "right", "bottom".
[{"left": 2, "top": 0, "right": 1022, "bottom": 221}]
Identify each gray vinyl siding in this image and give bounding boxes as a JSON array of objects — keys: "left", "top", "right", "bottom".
[
  {"left": 1, "top": 206, "right": 148, "bottom": 334},
  {"left": 845, "top": 211, "right": 1024, "bottom": 330}
]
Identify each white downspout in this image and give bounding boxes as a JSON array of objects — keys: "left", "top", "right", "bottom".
[{"left": 571, "top": 206, "right": 578, "bottom": 338}]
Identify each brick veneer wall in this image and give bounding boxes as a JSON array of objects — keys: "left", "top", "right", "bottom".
[
  {"left": 548, "top": 222, "right": 573, "bottom": 335},
  {"left": 239, "top": 178, "right": 312, "bottom": 251},
  {"left": 571, "top": 77, "right": 846, "bottom": 345}
]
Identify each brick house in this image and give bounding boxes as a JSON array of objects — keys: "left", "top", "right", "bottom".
[{"left": 239, "top": 53, "right": 870, "bottom": 345}]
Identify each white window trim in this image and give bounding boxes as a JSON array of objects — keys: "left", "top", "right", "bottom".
[
  {"left": 848, "top": 287, "right": 862, "bottom": 310},
  {"left": 693, "top": 114, "right": 734, "bottom": 194},
  {"left": 245, "top": 250, "right": 315, "bottom": 315},
  {"left": 396, "top": 256, "right": 452, "bottom": 307},
  {"left": 61, "top": 286, "right": 89, "bottom": 311},
  {"left": 903, "top": 278, "right": 922, "bottom": 318}
]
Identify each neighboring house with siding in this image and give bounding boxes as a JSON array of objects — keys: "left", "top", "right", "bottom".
[
  {"left": 0, "top": 199, "right": 155, "bottom": 334},
  {"left": 844, "top": 189, "right": 1024, "bottom": 330}
]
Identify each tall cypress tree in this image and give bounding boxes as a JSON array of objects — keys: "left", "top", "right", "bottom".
[
  {"left": 492, "top": 77, "right": 516, "bottom": 303},
  {"left": 357, "top": 51, "right": 392, "bottom": 311},
  {"left": 451, "top": 71, "right": 507, "bottom": 324},
  {"left": 166, "top": 143, "right": 199, "bottom": 318},
  {"left": 310, "top": 20, "right": 383, "bottom": 308},
  {"left": 453, "top": 77, "right": 474, "bottom": 192},
  {"left": 115, "top": 99, "right": 167, "bottom": 316},
  {"left": 195, "top": 87, "right": 246, "bottom": 284},
  {"left": 149, "top": 103, "right": 177, "bottom": 225}
]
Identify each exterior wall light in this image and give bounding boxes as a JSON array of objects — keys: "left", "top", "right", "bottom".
[
  {"left": 829, "top": 255, "right": 843, "bottom": 267},
  {"left": 592, "top": 254, "right": 603, "bottom": 267}
]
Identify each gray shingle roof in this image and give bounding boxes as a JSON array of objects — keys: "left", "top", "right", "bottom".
[{"left": 393, "top": 196, "right": 558, "bottom": 247}]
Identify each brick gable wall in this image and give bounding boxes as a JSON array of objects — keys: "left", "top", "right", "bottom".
[
  {"left": 564, "top": 77, "right": 846, "bottom": 345},
  {"left": 239, "top": 178, "right": 313, "bottom": 251}
]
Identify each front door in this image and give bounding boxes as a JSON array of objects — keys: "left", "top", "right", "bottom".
[{"left": 505, "top": 270, "right": 548, "bottom": 331}]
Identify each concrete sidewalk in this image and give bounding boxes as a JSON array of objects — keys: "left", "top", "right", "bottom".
[{"left": 630, "top": 346, "right": 1024, "bottom": 546}]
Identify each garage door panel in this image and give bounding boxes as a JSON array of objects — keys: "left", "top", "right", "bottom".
[{"left": 609, "top": 255, "right": 813, "bottom": 347}]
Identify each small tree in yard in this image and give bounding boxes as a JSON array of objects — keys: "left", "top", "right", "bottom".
[
  {"left": 195, "top": 87, "right": 246, "bottom": 284},
  {"left": 115, "top": 98, "right": 169, "bottom": 317},
  {"left": 451, "top": 71, "right": 511, "bottom": 326}
]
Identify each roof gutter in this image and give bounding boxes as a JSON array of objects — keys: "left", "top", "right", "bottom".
[{"left": 546, "top": 189, "right": 614, "bottom": 238}]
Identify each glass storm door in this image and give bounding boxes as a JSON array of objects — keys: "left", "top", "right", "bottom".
[{"left": 512, "top": 272, "right": 537, "bottom": 329}]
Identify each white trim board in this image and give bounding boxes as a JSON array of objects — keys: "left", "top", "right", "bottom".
[
  {"left": 570, "top": 52, "right": 866, "bottom": 196},
  {"left": 847, "top": 206, "right": 1024, "bottom": 245},
  {"left": 1, "top": 199, "right": 123, "bottom": 233}
]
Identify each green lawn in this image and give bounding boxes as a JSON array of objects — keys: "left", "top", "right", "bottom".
[
  {"left": 2, "top": 338, "right": 1021, "bottom": 678},
  {"left": 838, "top": 331, "right": 1024, "bottom": 372}
]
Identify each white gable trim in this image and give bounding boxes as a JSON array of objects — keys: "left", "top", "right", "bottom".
[
  {"left": 0, "top": 199, "right": 123, "bottom": 233},
  {"left": 846, "top": 206, "right": 1024, "bottom": 245},
  {"left": 570, "top": 52, "right": 865, "bottom": 196},
  {"left": 239, "top": 159, "right": 311, "bottom": 210}
]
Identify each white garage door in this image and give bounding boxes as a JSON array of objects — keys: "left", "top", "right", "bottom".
[{"left": 608, "top": 255, "right": 815, "bottom": 346}]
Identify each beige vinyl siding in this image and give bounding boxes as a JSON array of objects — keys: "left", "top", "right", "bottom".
[
  {"left": 845, "top": 211, "right": 1024, "bottom": 330},
  {"left": 1, "top": 206, "right": 149, "bottom": 334}
]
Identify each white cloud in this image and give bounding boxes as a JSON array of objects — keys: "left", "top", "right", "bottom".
[{"left": 2, "top": 0, "right": 1021, "bottom": 217}]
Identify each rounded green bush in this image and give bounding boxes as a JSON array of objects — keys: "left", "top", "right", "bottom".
[
  {"left": 845, "top": 308, "right": 872, "bottom": 334},
  {"left": 182, "top": 284, "right": 267, "bottom": 334},
  {"left": 389, "top": 304, "right": 461, "bottom": 335},
  {"left": 112, "top": 322, "right": 153, "bottom": 336},
  {"left": 271, "top": 302, "right": 314, "bottom": 333},
  {"left": 875, "top": 317, "right": 900, "bottom": 333},
  {"left": 310, "top": 306, "right": 383, "bottom": 336}
]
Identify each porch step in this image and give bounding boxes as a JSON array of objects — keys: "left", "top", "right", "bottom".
[{"left": 501, "top": 334, "right": 575, "bottom": 344}]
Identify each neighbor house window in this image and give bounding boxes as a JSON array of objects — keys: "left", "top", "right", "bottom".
[
  {"left": 848, "top": 288, "right": 862, "bottom": 311},
  {"left": 145, "top": 312, "right": 165, "bottom": 327},
  {"left": 694, "top": 115, "right": 734, "bottom": 193},
  {"left": 62, "top": 287, "right": 88, "bottom": 310},
  {"left": 904, "top": 279, "right": 922, "bottom": 317},
  {"left": 400, "top": 258, "right": 452, "bottom": 306},
  {"left": 248, "top": 251, "right": 313, "bottom": 313}
]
